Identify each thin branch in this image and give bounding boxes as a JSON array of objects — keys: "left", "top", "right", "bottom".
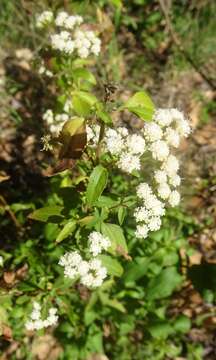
[{"left": 0, "top": 195, "right": 22, "bottom": 229}]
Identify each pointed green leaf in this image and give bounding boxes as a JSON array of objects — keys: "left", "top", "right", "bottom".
[
  {"left": 56, "top": 220, "right": 76, "bottom": 243},
  {"left": 73, "top": 68, "right": 96, "bottom": 85},
  {"left": 124, "top": 91, "right": 155, "bottom": 121},
  {"left": 101, "top": 223, "right": 128, "bottom": 255},
  {"left": 28, "top": 206, "right": 64, "bottom": 222},
  {"left": 86, "top": 165, "right": 108, "bottom": 205},
  {"left": 146, "top": 267, "right": 182, "bottom": 300},
  {"left": 99, "top": 254, "right": 123, "bottom": 277}
]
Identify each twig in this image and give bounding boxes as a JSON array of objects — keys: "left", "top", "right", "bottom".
[
  {"left": 0, "top": 195, "right": 22, "bottom": 229},
  {"left": 158, "top": 0, "right": 216, "bottom": 90}
]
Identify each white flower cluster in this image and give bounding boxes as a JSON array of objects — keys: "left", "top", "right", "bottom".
[
  {"left": 59, "top": 232, "right": 110, "bottom": 288},
  {"left": 89, "top": 231, "right": 111, "bottom": 256},
  {"left": 42, "top": 108, "right": 69, "bottom": 135},
  {"left": 135, "top": 183, "right": 165, "bottom": 239},
  {"left": 144, "top": 108, "right": 190, "bottom": 206},
  {"left": 36, "top": 10, "right": 101, "bottom": 58},
  {"left": 104, "top": 127, "right": 146, "bottom": 174},
  {"left": 101, "top": 108, "right": 190, "bottom": 239},
  {"left": 55, "top": 12, "right": 83, "bottom": 29},
  {"left": 134, "top": 108, "right": 191, "bottom": 238},
  {"left": 73, "top": 30, "right": 101, "bottom": 58},
  {"left": 0, "top": 255, "right": 3, "bottom": 267},
  {"left": 36, "top": 11, "right": 53, "bottom": 28},
  {"left": 25, "top": 302, "right": 58, "bottom": 331}
]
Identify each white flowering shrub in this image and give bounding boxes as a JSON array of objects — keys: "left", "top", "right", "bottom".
[{"left": 0, "top": 8, "right": 197, "bottom": 360}]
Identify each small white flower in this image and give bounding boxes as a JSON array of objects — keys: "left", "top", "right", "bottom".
[
  {"left": 168, "top": 190, "right": 180, "bottom": 207},
  {"left": 154, "top": 170, "right": 167, "bottom": 184},
  {"left": 104, "top": 128, "right": 125, "bottom": 155},
  {"left": 43, "top": 109, "right": 54, "bottom": 124},
  {"left": 118, "top": 153, "right": 141, "bottom": 173},
  {"left": 117, "top": 127, "right": 129, "bottom": 137},
  {"left": 136, "top": 183, "right": 152, "bottom": 200},
  {"left": 164, "top": 128, "right": 180, "bottom": 148},
  {"left": 64, "top": 40, "right": 75, "bottom": 54},
  {"left": 89, "top": 231, "right": 111, "bottom": 257},
  {"left": 134, "top": 207, "right": 150, "bottom": 222},
  {"left": 135, "top": 224, "right": 149, "bottom": 239},
  {"left": 36, "top": 11, "right": 53, "bottom": 28},
  {"left": 144, "top": 122, "right": 163, "bottom": 142},
  {"left": 55, "top": 11, "right": 68, "bottom": 27},
  {"left": 170, "top": 108, "right": 185, "bottom": 122},
  {"left": 78, "top": 261, "right": 89, "bottom": 276},
  {"left": 163, "top": 155, "right": 179, "bottom": 177},
  {"left": 144, "top": 194, "right": 165, "bottom": 217},
  {"left": 150, "top": 140, "right": 169, "bottom": 161},
  {"left": 169, "top": 174, "right": 181, "bottom": 187},
  {"left": 80, "top": 273, "right": 94, "bottom": 287},
  {"left": 25, "top": 303, "right": 58, "bottom": 330},
  {"left": 127, "top": 134, "right": 146, "bottom": 155},
  {"left": 176, "top": 119, "right": 191, "bottom": 138},
  {"left": 148, "top": 217, "right": 162, "bottom": 231},
  {"left": 157, "top": 183, "right": 171, "bottom": 200},
  {"left": 154, "top": 108, "right": 173, "bottom": 127}
]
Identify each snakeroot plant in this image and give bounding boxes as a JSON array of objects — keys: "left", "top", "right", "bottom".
[
  {"left": 1, "top": 9, "right": 197, "bottom": 360},
  {"left": 31, "top": 7, "right": 191, "bottom": 331}
]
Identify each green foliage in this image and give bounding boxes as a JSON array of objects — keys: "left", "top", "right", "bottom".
[
  {"left": 1, "top": 2, "right": 214, "bottom": 359},
  {"left": 123, "top": 91, "right": 155, "bottom": 121}
]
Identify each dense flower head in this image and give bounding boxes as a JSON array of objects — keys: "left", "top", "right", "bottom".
[
  {"left": 36, "top": 10, "right": 101, "bottom": 59},
  {"left": 25, "top": 302, "right": 58, "bottom": 331},
  {"left": 150, "top": 140, "right": 169, "bottom": 161},
  {"left": 36, "top": 11, "right": 53, "bottom": 28},
  {"left": 127, "top": 134, "right": 146, "bottom": 155},
  {"left": 80, "top": 259, "right": 107, "bottom": 288},
  {"left": 59, "top": 231, "right": 110, "bottom": 288},
  {"left": 118, "top": 153, "right": 141, "bottom": 173},
  {"left": 104, "top": 127, "right": 146, "bottom": 174},
  {"left": 143, "top": 122, "right": 163, "bottom": 142},
  {"left": 89, "top": 231, "right": 111, "bottom": 257}
]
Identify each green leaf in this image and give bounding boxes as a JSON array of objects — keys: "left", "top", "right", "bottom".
[
  {"left": 28, "top": 206, "right": 64, "bottom": 222},
  {"left": 101, "top": 223, "right": 128, "bottom": 255},
  {"left": 99, "top": 293, "right": 126, "bottom": 313},
  {"left": 99, "top": 255, "right": 123, "bottom": 277},
  {"left": 148, "top": 321, "right": 173, "bottom": 339},
  {"left": 123, "top": 91, "right": 155, "bottom": 121},
  {"left": 173, "top": 315, "right": 191, "bottom": 333},
  {"left": 123, "top": 257, "right": 150, "bottom": 283},
  {"left": 146, "top": 267, "right": 182, "bottom": 300},
  {"left": 118, "top": 206, "right": 126, "bottom": 225},
  {"left": 73, "top": 91, "right": 98, "bottom": 116},
  {"left": 96, "top": 103, "right": 113, "bottom": 125},
  {"left": 56, "top": 220, "right": 76, "bottom": 243},
  {"left": 72, "top": 95, "right": 90, "bottom": 116},
  {"left": 73, "top": 68, "right": 96, "bottom": 85},
  {"left": 86, "top": 165, "right": 108, "bottom": 205},
  {"left": 94, "top": 195, "right": 119, "bottom": 208}
]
